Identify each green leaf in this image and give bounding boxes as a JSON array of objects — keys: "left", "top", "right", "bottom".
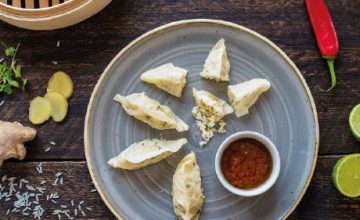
[
  {"left": 0, "top": 43, "right": 26, "bottom": 95},
  {"left": 14, "top": 65, "right": 21, "bottom": 78},
  {"left": 5, "top": 69, "right": 13, "bottom": 79},
  {"left": 3, "top": 84, "right": 13, "bottom": 95},
  {"left": 22, "top": 78, "right": 27, "bottom": 89},
  {"left": 8, "top": 80, "right": 19, "bottom": 88},
  {"left": 5, "top": 47, "right": 15, "bottom": 57}
]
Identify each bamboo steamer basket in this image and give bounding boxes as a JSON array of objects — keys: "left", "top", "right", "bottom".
[{"left": 0, "top": 0, "right": 111, "bottom": 30}]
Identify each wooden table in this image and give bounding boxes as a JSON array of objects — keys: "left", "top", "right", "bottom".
[{"left": 0, "top": 0, "right": 359, "bottom": 219}]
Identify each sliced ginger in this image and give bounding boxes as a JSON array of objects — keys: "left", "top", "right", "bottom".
[
  {"left": 47, "top": 71, "right": 74, "bottom": 99},
  {"left": 29, "top": 96, "right": 52, "bottom": 125},
  {"left": 45, "top": 92, "right": 68, "bottom": 122},
  {"left": 28, "top": 71, "right": 73, "bottom": 125},
  {"left": 0, "top": 120, "right": 36, "bottom": 167}
]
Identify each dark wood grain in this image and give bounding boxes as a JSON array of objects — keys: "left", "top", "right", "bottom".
[
  {"left": 0, "top": 0, "right": 359, "bottom": 219},
  {"left": 0, "top": 157, "right": 359, "bottom": 219},
  {"left": 0, "top": 162, "right": 114, "bottom": 219},
  {"left": 1, "top": 0, "right": 359, "bottom": 159},
  {"left": 290, "top": 156, "right": 360, "bottom": 220}
]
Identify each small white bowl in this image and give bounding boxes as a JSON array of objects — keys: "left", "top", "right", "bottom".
[{"left": 215, "top": 131, "right": 281, "bottom": 197}]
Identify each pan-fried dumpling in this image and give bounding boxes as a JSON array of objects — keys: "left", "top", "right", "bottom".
[
  {"left": 200, "top": 38, "right": 230, "bottom": 81},
  {"left": 173, "top": 152, "right": 204, "bottom": 220},
  {"left": 227, "top": 78, "right": 271, "bottom": 117},
  {"left": 192, "top": 88, "right": 233, "bottom": 147},
  {"left": 114, "top": 93, "right": 188, "bottom": 132},
  {"left": 140, "top": 63, "right": 188, "bottom": 97},
  {"left": 108, "top": 138, "right": 187, "bottom": 170}
]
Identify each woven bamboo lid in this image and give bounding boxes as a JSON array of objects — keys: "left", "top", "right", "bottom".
[{"left": 0, "top": 0, "right": 111, "bottom": 30}]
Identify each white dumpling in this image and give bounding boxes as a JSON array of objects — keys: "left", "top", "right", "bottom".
[
  {"left": 140, "top": 63, "right": 188, "bottom": 97},
  {"left": 227, "top": 78, "right": 271, "bottom": 117},
  {"left": 200, "top": 38, "right": 230, "bottom": 81},
  {"left": 108, "top": 138, "right": 187, "bottom": 170},
  {"left": 193, "top": 88, "right": 233, "bottom": 118},
  {"left": 192, "top": 88, "right": 233, "bottom": 147},
  {"left": 173, "top": 152, "right": 204, "bottom": 220},
  {"left": 114, "top": 93, "right": 188, "bottom": 132}
]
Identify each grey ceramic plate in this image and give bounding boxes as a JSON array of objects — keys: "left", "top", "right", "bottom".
[{"left": 85, "top": 19, "right": 319, "bottom": 220}]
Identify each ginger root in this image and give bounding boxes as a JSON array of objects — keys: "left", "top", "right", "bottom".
[{"left": 0, "top": 120, "right": 36, "bottom": 167}]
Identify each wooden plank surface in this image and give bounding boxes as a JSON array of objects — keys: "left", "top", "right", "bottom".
[
  {"left": 0, "top": 0, "right": 359, "bottom": 160},
  {"left": 0, "top": 162, "right": 114, "bottom": 219},
  {"left": 0, "top": 157, "right": 358, "bottom": 219},
  {"left": 0, "top": 0, "right": 359, "bottom": 219}
]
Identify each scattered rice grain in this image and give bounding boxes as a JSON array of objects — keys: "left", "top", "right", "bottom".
[
  {"left": 2, "top": 175, "right": 7, "bottom": 182},
  {"left": 36, "top": 163, "right": 43, "bottom": 174},
  {"left": 53, "top": 178, "right": 59, "bottom": 186}
]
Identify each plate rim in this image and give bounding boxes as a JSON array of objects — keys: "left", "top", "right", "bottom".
[{"left": 84, "top": 19, "right": 319, "bottom": 220}]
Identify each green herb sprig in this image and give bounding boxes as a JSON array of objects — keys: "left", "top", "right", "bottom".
[{"left": 0, "top": 42, "right": 27, "bottom": 95}]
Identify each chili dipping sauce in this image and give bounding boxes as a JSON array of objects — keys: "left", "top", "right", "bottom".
[{"left": 221, "top": 138, "right": 272, "bottom": 189}]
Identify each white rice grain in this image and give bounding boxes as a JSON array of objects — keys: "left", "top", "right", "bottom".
[{"left": 36, "top": 163, "right": 43, "bottom": 174}]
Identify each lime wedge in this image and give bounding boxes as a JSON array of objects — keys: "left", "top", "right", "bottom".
[
  {"left": 349, "top": 104, "right": 360, "bottom": 141},
  {"left": 332, "top": 154, "right": 360, "bottom": 198}
]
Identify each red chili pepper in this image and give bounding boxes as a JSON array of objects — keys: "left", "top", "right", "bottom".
[{"left": 305, "top": 0, "right": 339, "bottom": 91}]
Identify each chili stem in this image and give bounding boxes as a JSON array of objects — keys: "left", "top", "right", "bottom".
[{"left": 323, "top": 58, "right": 336, "bottom": 91}]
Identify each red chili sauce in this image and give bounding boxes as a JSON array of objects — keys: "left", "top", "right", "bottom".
[{"left": 221, "top": 138, "right": 272, "bottom": 189}]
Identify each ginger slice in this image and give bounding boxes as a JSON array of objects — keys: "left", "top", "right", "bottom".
[
  {"left": 0, "top": 121, "right": 36, "bottom": 167},
  {"left": 47, "top": 71, "right": 74, "bottom": 99},
  {"left": 29, "top": 96, "right": 52, "bottom": 125},
  {"left": 45, "top": 92, "right": 68, "bottom": 122}
]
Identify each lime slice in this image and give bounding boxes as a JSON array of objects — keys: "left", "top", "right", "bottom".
[
  {"left": 349, "top": 104, "right": 360, "bottom": 141},
  {"left": 332, "top": 154, "right": 360, "bottom": 198}
]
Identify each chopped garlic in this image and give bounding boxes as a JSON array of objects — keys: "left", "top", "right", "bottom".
[{"left": 192, "top": 88, "right": 233, "bottom": 147}]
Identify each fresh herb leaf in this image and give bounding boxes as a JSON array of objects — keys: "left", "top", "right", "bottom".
[
  {"left": 0, "top": 43, "right": 27, "bottom": 95},
  {"left": 8, "top": 80, "right": 19, "bottom": 88},
  {"left": 5, "top": 47, "right": 15, "bottom": 57},
  {"left": 22, "top": 78, "right": 27, "bottom": 89},
  {"left": 3, "top": 84, "right": 12, "bottom": 95},
  {"left": 15, "top": 65, "right": 21, "bottom": 78}
]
